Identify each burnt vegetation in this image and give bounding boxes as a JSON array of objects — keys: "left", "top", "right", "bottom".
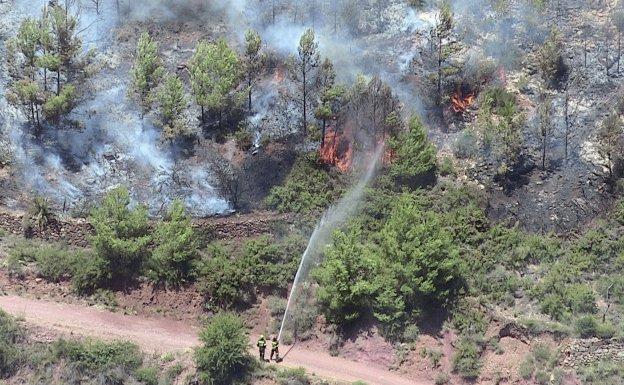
[{"left": 3, "top": 0, "right": 624, "bottom": 384}]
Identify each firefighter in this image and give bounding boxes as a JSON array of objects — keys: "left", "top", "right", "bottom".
[
  {"left": 270, "top": 336, "right": 279, "bottom": 361},
  {"left": 257, "top": 335, "right": 267, "bottom": 361}
]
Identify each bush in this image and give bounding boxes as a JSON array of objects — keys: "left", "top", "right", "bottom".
[
  {"left": 71, "top": 253, "right": 109, "bottom": 295},
  {"left": 434, "top": 372, "right": 450, "bottom": 385},
  {"left": 277, "top": 367, "right": 311, "bottom": 385},
  {"left": 453, "top": 130, "right": 479, "bottom": 159},
  {"left": 195, "top": 313, "right": 251, "bottom": 385},
  {"left": 0, "top": 310, "right": 23, "bottom": 378},
  {"left": 266, "top": 153, "right": 344, "bottom": 214},
  {"left": 574, "top": 316, "right": 615, "bottom": 339},
  {"left": 580, "top": 360, "right": 624, "bottom": 385},
  {"left": 135, "top": 366, "right": 158, "bottom": 385},
  {"left": 197, "top": 244, "right": 256, "bottom": 309},
  {"left": 52, "top": 339, "right": 142, "bottom": 372},
  {"left": 438, "top": 156, "right": 456, "bottom": 177},
  {"left": 452, "top": 338, "right": 482, "bottom": 380}
]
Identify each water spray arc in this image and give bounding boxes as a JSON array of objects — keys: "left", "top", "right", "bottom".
[{"left": 278, "top": 146, "right": 383, "bottom": 343}]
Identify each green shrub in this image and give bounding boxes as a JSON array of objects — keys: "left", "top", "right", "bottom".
[
  {"left": 71, "top": 253, "right": 109, "bottom": 295},
  {"left": 566, "top": 284, "right": 597, "bottom": 314},
  {"left": 518, "top": 356, "right": 534, "bottom": 379},
  {"left": 438, "top": 156, "right": 456, "bottom": 177},
  {"left": 52, "top": 339, "right": 142, "bottom": 372},
  {"left": 580, "top": 360, "right": 624, "bottom": 385},
  {"left": 277, "top": 367, "right": 310, "bottom": 385},
  {"left": 166, "top": 362, "right": 184, "bottom": 382},
  {"left": 148, "top": 200, "right": 199, "bottom": 288},
  {"left": 195, "top": 313, "right": 251, "bottom": 385},
  {"left": 452, "top": 338, "right": 482, "bottom": 380},
  {"left": 197, "top": 244, "right": 256, "bottom": 309},
  {"left": 266, "top": 153, "right": 344, "bottom": 214},
  {"left": 434, "top": 372, "right": 450, "bottom": 385},
  {"left": 574, "top": 316, "right": 615, "bottom": 339},
  {"left": 453, "top": 130, "right": 479, "bottom": 159},
  {"left": 135, "top": 366, "right": 158, "bottom": 385},
  {"left": 0, "top": 310, "right": 24, "bottom": 378}
]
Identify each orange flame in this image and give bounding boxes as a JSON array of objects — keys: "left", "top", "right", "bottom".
[
  {"left": 451, "top": 90, "right": 475, "bottom": 114},
  {"left": 273, "top": 67, "right": 285, "bottom": 84},
  {"left": 319, "top": 129, "right": 353, "bottom": 173}
]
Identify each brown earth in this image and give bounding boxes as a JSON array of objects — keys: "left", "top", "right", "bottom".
[{"left": 0, "top": 295, "right": 431, "bottom": 385}]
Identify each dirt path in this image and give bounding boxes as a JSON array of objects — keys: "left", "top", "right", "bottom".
[{"left": 0, "top": 295, "right": 429, "bottom": 385}]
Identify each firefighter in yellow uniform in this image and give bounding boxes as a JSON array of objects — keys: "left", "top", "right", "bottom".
[
  {"left": 257, "top": 335, "right": 267, "bottom": 361},
  {"left": 270, "top": 336, "right": 279, "bottom": 361}
]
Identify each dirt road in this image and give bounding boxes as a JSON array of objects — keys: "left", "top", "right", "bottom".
[{"left": 0, "top": 295, "right": 429, "bottom": 385}]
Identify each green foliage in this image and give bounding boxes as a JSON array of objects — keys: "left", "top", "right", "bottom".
[
  {"left": 277, "top": 367, "right": 311, "bottom": 385},
  {"left": 27, "top": 195, "right": 54, "bottom": 230},
  {"left": 315, "top": 228, "right": 377, "bottom": 325},
  {"left": 42, "top": 84, "right": 76, "bottom": 120},
  {"left": 197, "top": 244, "right": 255, "bottom": 309},
  {"left": 478, "top": 86, "right": 525, "bottom": 176},
  {"left": 0, "top": 310, "right": 24, "bottom": 378},
  {"left": 387, "top": 116, "right": 436, "bottom": 187},
  {"left": 71, "top": 253, "right": 109, "bottom": 295},
  {"left": 90, "top": 187, "right": 151, "bottom": 286},
  {"left": 158, "top": 74, "right": 188, "bottom": 141},
  {"left": 434, "top": 372, "right": 450, "bottom": 385},
  {"left": 52, "top": 339, "right": 142, "bottom": 372},
  {"left": 574, "top": 316, "right": 616, "bottom": 339},
  {"left": 267, "top": 153, "right": 344, "bottom": 214},
  {"left": 315, "top": 189, "right": 465, "bottom": 337},
  {"left": 148, "top": 200, "right": 198, "bottom": 287},
  {"left": 580, "top": 360, "right": 624, "bottom": 385},
  {"left": 452, "top": 338, "right": 481, "bottom": 380},
  {"left": 135, "top": 366, "right": 159, "bottom": 385},
  {"left": 132, "top": 32, "right": 164, "bottom": 109},
  {"left": 372, "top": 194, "right": 462, "bottom": 332},
  {"left": 536, "top": 27, "right": 566, "bottom": 86},
  {"left": 198, "top": 235, "right": 301, "bottom": 309},
  {"left": 195, "top": 313, "right": 251, "bottom": 385},
  {"left": 189, "top": 38, "right": 241, "bottom": 123},
  {"left": 7, "top": 4, "right": 88, "bottom": 127}
]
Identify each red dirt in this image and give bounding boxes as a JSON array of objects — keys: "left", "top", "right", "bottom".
[{"left": 0, "top": 295, "right": 432, "bottom": 385}]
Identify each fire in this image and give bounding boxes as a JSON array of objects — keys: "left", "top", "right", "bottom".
[
  {"left": 319, "top": 129, "right": 353, "bottom": 173},
  {"left": 273, "top": 67, "right": 285, "bottom": 84},
  {"left": 451, "top": 90, "right": 475, "bottom": 114}
]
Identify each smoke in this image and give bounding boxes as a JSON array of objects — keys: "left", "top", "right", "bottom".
[
  {"left": 1, "top": 0, "right": 551, "bottom": 215},
  {"left": 1, "top": 0, "right": 231, "bottom": 216}
]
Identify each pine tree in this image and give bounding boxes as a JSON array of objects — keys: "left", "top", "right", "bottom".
[
  {"left": 158, "top": 74, "right": 188, "bottom": 141},
  {"left": 314, "top": 58, "right": 342, "bottom": 147},
  {"left": 148, "top": 200, "right": 198, "bottom": 288},
  {"left": 90, "top": 187, "right": 151, "bottom": 286},
  {"left": 188, "top": 39, "right": 241, "bottom": 126},
  {"left": 289, "top": 29, "right": 320, "bottom": 136},
  {"left": 131, "top": 32, "right": 164, "bottom": 110},
  {"left": 244, "top": 30, "right": 263, "bottom": 112}
]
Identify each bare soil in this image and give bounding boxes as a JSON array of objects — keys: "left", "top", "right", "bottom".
[{"left": 0, "top": 295, "right": 430, "bottom": 385}]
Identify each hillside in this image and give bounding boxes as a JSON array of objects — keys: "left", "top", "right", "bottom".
[{"left": 1, "top": 1, "right": 624, "bottom": 385}]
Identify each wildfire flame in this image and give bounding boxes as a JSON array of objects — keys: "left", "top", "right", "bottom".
[
  {"left": 319, "top": 129, "right": 353, "bottom": 173},
  {"left": 451, "top": 90, "right": 475, "bottom": 114},
  {"left": 273, "top": 67, "right": 285, "bottom": 84}
]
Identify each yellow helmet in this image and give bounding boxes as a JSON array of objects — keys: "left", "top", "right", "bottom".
[{"left": 260, "top": 334, "right": 265, "bottom": 339}]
